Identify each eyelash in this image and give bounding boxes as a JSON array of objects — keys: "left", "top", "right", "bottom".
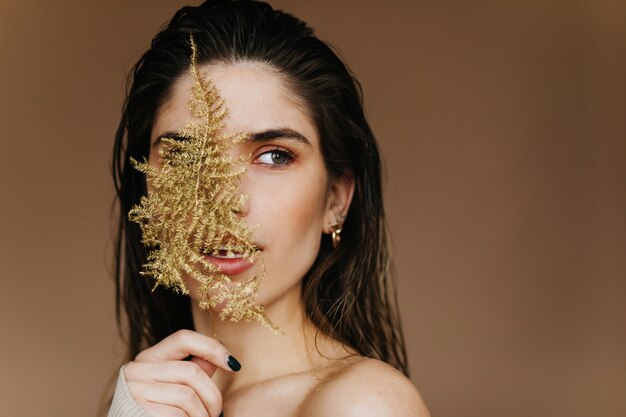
[{"left": 253, "top": 146, "right": 298, "bottom": 168}]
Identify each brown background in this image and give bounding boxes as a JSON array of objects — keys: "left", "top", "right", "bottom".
[{"left": 1, "top": 1, "right": 624, "bottom": 416}]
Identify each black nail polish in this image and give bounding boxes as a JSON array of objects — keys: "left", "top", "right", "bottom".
[{"left": 227, "top": 355, "right": 241, "bottom": 371}]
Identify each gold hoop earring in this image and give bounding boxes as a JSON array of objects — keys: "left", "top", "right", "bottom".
[{"left": 330, "top": 216, "right": 344, "bottom": 249}]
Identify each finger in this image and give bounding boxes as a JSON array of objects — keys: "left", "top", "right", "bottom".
[
  {"left": 136, "top": 329, "right": 239, "bottom": 373},
  {"left": 128, "top": 380, "right": 210, "bottom": 417},
  {"left": 125, "top": 361, "right": 222, "bottom": 417}
]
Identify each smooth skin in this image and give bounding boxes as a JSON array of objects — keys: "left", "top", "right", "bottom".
[{"left": 124, "top": 62, "right": 431, "bottom": 417}]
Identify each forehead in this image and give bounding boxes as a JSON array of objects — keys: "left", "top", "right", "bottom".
[{"left": 151, "top": 61, "right": 317, "bottom": 143}]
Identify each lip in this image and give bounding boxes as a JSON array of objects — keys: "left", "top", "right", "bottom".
[{"left": 202, "top": 252, "right": 255, "bottom": 276}]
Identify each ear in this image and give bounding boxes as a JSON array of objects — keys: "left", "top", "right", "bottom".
[{"left": 323, "top": 174, "right": 355, "bottom": 233}]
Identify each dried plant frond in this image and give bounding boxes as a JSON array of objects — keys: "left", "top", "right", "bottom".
[{"left": 129, "top": 35, "right": 281, "bottom": 334}]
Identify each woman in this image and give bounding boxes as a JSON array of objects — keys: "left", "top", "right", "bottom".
[{"left": 110, "top": 1, "right": 430, "bottom": 416}]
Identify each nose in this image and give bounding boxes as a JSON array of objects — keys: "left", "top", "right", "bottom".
[
  {"left": 222, "top": 142, "right": 250, "bottom": 217},
  {"left": 232, "top": 193, "right": 249, "bottom": 217},
  {"left": 233, "top": 166, "right": 250, "bottom": 217}
]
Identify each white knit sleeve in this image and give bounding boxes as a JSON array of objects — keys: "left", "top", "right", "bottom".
[{"left": 107, "top": 364, "right": 152, "bottom": 417}]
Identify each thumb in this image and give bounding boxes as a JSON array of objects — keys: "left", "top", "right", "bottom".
[{"left": 189, "top": 355, "right": 219, "bottom": 377}]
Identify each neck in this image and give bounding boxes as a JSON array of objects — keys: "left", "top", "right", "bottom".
[{"left": 191, "top": 283, "right": 347, "bottom": 395}]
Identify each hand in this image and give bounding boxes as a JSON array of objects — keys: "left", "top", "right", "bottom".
[{"left": 123, "top": 329, "right": 240, "bottom": 417}]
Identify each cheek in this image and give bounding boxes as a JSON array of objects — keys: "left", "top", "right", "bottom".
[
  {"left": 258, "top": 201, "right": 324, "bottom": 302},
  {"left": 251, "top": 167, "right": 328, "bottom": 270},
  {"left": 257, "top": 176, "right": 327, "bottom": 239}
]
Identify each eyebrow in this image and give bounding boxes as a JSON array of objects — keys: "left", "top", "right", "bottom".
[
  {"left": 154, "top": 128, "right": 311, "bottom": 147},
  {"left": 249, "top": 128, "right": 311, "bottom": 146}
]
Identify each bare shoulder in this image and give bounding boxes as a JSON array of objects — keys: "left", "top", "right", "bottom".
[{"left": 299, "top": 358, "right": 430, "bottom": 417}]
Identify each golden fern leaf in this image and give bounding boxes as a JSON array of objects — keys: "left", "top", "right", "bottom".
[{"left": 128, "top": 35, "right": 281, "bottom": 334}]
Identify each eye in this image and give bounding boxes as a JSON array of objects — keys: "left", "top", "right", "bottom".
[
  {"left": 254, "top": 147, "right": 297, "bottom": 167},
  {"left": 154, "top": 134, "right": 189, "bottom": 148}
]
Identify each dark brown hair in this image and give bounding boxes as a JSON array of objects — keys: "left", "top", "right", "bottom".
[{"left": 112, "top": 0, "right": 408, "bottom": 375}]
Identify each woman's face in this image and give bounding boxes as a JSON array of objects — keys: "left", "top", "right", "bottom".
[{"left": 149, "top": 62, "right": 351, "bottom": 313}]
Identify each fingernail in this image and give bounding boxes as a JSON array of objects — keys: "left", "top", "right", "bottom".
[{"left": 227, "top": 355, "right": 241, "bottom": 371}]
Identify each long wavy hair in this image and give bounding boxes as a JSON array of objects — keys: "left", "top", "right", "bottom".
[{"left": 112, "top": 0, "right": 408, "bottom": 376}]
